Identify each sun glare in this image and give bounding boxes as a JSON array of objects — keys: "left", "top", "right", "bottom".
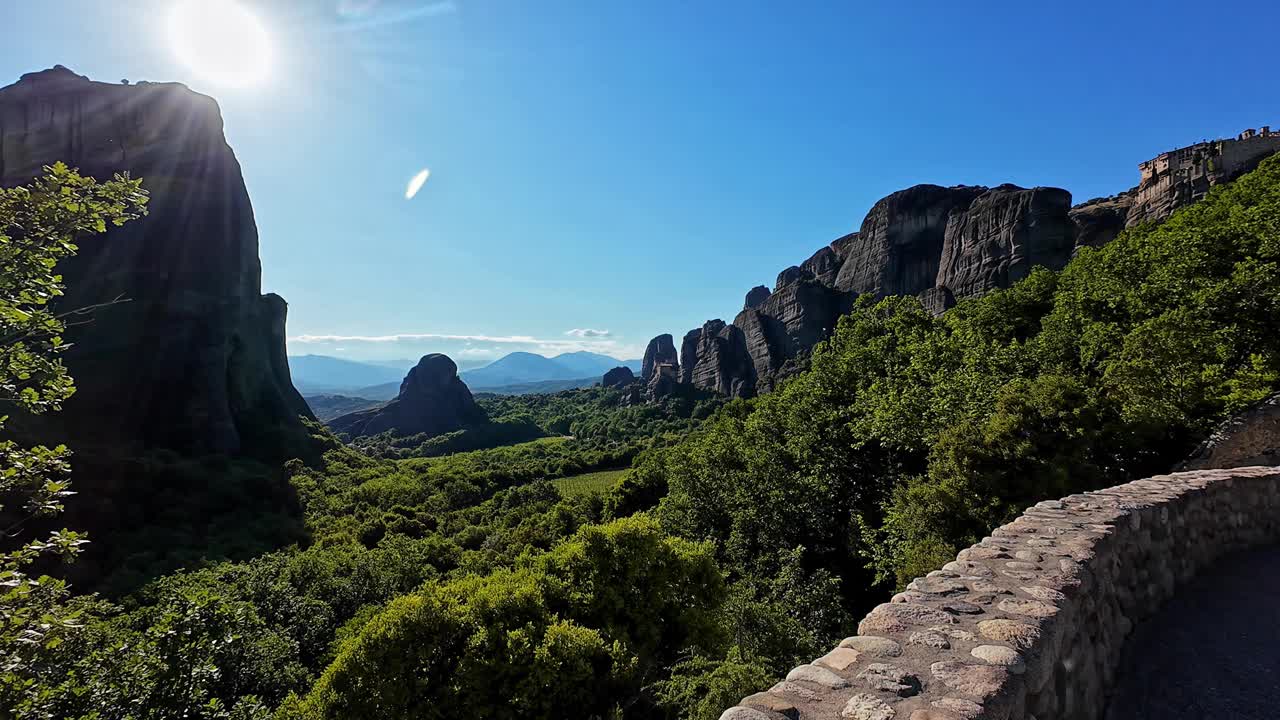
[{"left": 169, "top": 0, "right": 272, "bottom": 88}]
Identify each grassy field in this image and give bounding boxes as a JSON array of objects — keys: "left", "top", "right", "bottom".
[{"left": 551, "top": 468, "right": 629, "bottom": 497}]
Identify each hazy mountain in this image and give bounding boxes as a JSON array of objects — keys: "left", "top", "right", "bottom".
[
  {"left": 461, "top": 351, "right": 641, "bottom": 389},
  {"left": 550, "top": 351, "right": 643, "bottom": 378},
  {"left": 367, "top": 357, "right": 488, "bottom": 372},
  {"left": 460, "top": 352, "right": 581, "bottom": 388},
  {"left": 303, "top": 394, "right": 385, "bottom": 422},
  {"left": 292, "top": 351, "right": 642, "bottom": 396},
  {"left": 354, "top": 381, "right": 402, "bottom": 401},
  {"left": 288, "top": 355, "right": 410, "bottom": 393},
  {"left": 473, "top": 377, "right": 601, "bottom": 396}
]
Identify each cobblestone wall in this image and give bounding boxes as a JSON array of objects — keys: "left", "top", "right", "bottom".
[{"left": 719, "top": 466, "right": 1280, "bottom": 720}]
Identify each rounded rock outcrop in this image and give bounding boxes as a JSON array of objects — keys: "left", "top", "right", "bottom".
[
  {"left": 602, "top": 366, "right": 636, "bottom": 388},
  {"left": 329, "top": 354, "right": 485, "bottom": 438}
]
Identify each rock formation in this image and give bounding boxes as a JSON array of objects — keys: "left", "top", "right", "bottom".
[
  {"left": 647, "top": 127, "right": 1279, "bottom": 402},
  {"left": 667, "top": 183, "right": 1081, "bottom": 397},
  {"left": 743, "top": 285, "right": 771, "bottom": 310},
  {"left": 680, "top": 320, "right": 755, "bottom": 398},
  {"left": 602, "top": 366, "right": 636, "bottom": 388},
  {"left": 1070, "top": 192, "right": 1133, "bottom": 250},
  {"left": 641, "top": 334, "right": 678, "bottom": 381},
  {"left": 800, "top": 232, "right": 856, "bottom": 287},
  {"left": 935, "top": 185, "right": 1075, "bottom": 306},
  {"left": 834, "top": 184, "right": 988, "bottom": 297},
  {"left": 329, "top": 354, "right": 485, "bottom": 438},
  {"left": 646, "top": 368, "right": 679, "bottom": 402},
  {"left": 0, "top": 66, "right": 310, "bottom": 457},
  {"left": 1179, "top": 392, "right": 1280, "bottom": 470}
]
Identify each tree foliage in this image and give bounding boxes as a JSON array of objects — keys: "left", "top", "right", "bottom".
[{"left": 0, "top": 163, "right": 148, "bottom": 718}]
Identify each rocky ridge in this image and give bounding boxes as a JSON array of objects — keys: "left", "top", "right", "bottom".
[{"left": 642, "top": 129, "right": 1280, "bottom": 400}]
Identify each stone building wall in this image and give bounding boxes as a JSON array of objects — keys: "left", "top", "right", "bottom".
[
  {"left": 718, "top": 466, "right": 1280, "bottom": 720},
  {"left": 1129, "top": 130, "right": 1280, "bottom": 226}
]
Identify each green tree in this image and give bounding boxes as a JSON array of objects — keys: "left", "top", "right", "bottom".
[
  {"left": 288, "top": 516, "right": 725, "bottom": 720},
  {"left": 0, "top": 163, "right": 148, "bottom": 717}
]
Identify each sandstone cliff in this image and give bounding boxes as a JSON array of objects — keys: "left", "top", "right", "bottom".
[
  {"left": 330, "top": 354, "right": 485, "bottom": 438},
  {"left": 1070, "top": 192, "right": 1133, "bottom": 250},
  {"left": 0, "top": 66, "right": 310, "bottom": 457}
]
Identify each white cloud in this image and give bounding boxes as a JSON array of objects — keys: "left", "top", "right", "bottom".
[
  {"left": 289, "top": 330, "right": 645, "bottom": 360},
  {"left": 291, "top": 332, "right": 541, "bottom": 344}
]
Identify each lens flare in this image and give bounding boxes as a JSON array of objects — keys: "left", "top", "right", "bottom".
[{"left": 406, "top": 169, "right": 431, "bottom": 199}]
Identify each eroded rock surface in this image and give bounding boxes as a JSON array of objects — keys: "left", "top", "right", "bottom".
[
  {"left": 834, "top": 185, "right": 988, "bottom": 297},
  {"left": 0, "top": 66, "right": 310, "bottom": 456},
  {"left": 744, "top": 285, "right": 772, "bottom": 310},
  {"left": 1070, "top": 193, "right": 1133, "bottom": 250},
  {"left": 936, "top": 185, "right": 1074, "bottom": 302},
  {"left": 648, "top": 131, "right": 1277, "bottom": 402},
  {"left": 1180, "top": 392, "right": 1280, "bottom": 470},
  {"left": 680, "top": 320, "right": 754, "bottom": 398}
]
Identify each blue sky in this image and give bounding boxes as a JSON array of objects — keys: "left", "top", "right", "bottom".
[{"left": 4, "top": 0, "right": 1278, "bottom": 364}]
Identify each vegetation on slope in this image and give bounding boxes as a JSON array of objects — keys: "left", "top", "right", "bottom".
[
  {"left": 7, "top": 153, "right": 1280, "bottom": 720},
  {"left": 350, "top": 385, "right": 723, "bottom": 466},
  {"left": 553, "top": 468, "right": 630, "bottom": 497}
]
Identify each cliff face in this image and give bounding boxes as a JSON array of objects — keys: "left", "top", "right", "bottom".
[
  {"left": 1071, "top": 192, "right": 1133, "bottom": 250},
  {"left": 330, "top": 354, "right": 485, "bottom": 438},
  {"left": 680, "top": 320, "right": 754, "bottom": 398},
  {"left": 935, "top": 185, "right": 1075, "bottom": 304},
  {"left": 0, "top": 66, "right": 310, "bottom": 457},
  {"left": 834, "top": 185, "right": 988, "bottom": 297}
]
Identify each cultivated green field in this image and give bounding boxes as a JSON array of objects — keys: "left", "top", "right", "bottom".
[{"left": 551, "top": 468, "right": 629, "bottom": 497}]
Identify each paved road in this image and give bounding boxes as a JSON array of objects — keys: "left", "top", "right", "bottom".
[{"left": 1105, "top": 544, "right": 1280, "bottom": 719}]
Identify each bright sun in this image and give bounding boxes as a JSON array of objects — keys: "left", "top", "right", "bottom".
[{"left": 169, "top": 0, "right": 272, "bottom": 88}]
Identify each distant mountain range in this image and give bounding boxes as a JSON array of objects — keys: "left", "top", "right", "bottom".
[
  {"left": 471, "top": 376, "right": 601, "bottom": 396},
  {"left": 289, "top": 351, "right": 641, "bottom": 398},
  {"left": 460, "top": 351, "right": 641, "bottom": 389},
  {"left": 288, "top": 355, "right": 411, "bottom": 394}
]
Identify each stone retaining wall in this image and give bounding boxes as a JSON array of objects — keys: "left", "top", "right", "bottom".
[{"left": 719, "top": 466, "right": 1280, "bottom": 720}]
